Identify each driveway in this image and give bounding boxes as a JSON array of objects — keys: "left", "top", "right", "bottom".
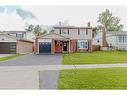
[{"left": 0, "top": 54, "right": 62, "bottom": 66}]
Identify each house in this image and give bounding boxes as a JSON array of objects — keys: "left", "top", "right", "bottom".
[
  {"left": 2, "top": 31, "right": 35, "bottom": 41},
  {"left": 0, "top": 33, "right": 33, "bottom": 54},
  {"left": 4, "top": 31, "right": 27, "bottom": 39},
  {"left": 93, "top": 31, "right": 127, "bottom": 50},
  {"left": 34, "top": 22, "right": 93, "bottom": 54}
]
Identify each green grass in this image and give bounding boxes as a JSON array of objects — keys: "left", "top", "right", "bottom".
[
  {"left": 62, "top": 51, "right": 127, "bottom": 64},
  {"left": 58, "top": 67, "right": 127, "bottom": 89},
  {"left": 0, "top": 54, "right": 23, "bottom": 61}
]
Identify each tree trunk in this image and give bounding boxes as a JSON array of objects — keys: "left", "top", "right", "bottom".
[{"left": 102, "top": 27, "right": 108, "bottom": 47}]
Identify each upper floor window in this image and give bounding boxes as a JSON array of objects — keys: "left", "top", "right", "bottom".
[
  {"left": 78, "top": 29, "right": 80, "bottom": 35},
  {"left": 59, "top": 28, "right": 62, "bottom": 34},
  {"left": 86, "top": 29, "right": 88, "bottom": 35},
  {"left": 67, "top": 29, "right": 69, "bottom": 35},
  {"left": 16, "top": 34, "right": 24, "bottom": 38}
]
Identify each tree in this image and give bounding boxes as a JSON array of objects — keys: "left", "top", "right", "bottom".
[
  {"left": 98, "top": 9, "right": 123, "bottom": 31},
  {"left": 97, "top": 9, "right": 123, "bottom": 47},
  {"left": 92, "top": 27, "right": 99, "bottom": 37},
  {"left": 33, "top": 25, "right": 42, "bottom": 37},
  {"left": 50, "top": 29, "right": 54, "bottom": 33},
  {"left": 41, "top": 30, "right": 47, "bottom": 35},
  {"left": 25, "top": 24, "right": 42, "bottom": 37},
  {"left": 25, "top": 24, "right": 34, "bottom": 32}
]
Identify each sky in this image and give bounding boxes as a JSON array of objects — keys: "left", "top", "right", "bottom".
[{"left": 0, "top": 6, "right": 127, "bottom": 31}]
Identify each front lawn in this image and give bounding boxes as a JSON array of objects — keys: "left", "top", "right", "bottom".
[
  {"left": 62, "top": 51, "right": 127, "bottom": 64},
  {"left": 0, "top": 54, "right": 23, "bottom": 61},
  {"left": 58, "top": 67, "right": 127, "bottom": 89}
]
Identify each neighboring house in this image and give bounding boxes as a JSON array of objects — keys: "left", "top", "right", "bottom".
[
  {"left": 3, "top": 31, "right": 35, "bottom": 41},
  {"left": 0, "top": 33, "right": 33, "bottom": 54},
  {"left": 93, "top": 31, "right": 127, "bottom": 50},
  {"left": 4, "top": 31, "right": 27, "bottom": 39},
  {"left": 34, "top": 23, "right": 93, "bottom": 54}
]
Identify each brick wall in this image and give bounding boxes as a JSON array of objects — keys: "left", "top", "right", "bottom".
[
  {"left": 34, "top": 38, "right": 38, "bottom": 54},
  {"left": 51, "top": 39, "right": 55, "bottom": 54},
  {"left": 70, "top": 40, "right": 77, "bottom": 52},
  {"left": 17, "top": 40, "right": 33, "bottom": 54}
]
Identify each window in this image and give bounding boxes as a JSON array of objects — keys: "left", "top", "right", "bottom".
[
  {"left": 77, "top": 40, "right": 88, "bottom": 49},
  {"left": 97, "top": 40, "right": 99, "bottom": 43},
  {"left": 16, "top": 34, "right": 24, "bottom": 38},
  {"left": 86, "top": 29, "right": 88, "bottom": 35},
  {"left": 59, "top": 28, "right": 61, "bottom": 34},
  {"left": 67, "top": 29, "right": 69, "bottom": 35},
  {"left": 78, "top": 29, "right": 80, "bottom": 35},
  {"left": 118, "top": 36, "right": 127, "bottom": 43}
]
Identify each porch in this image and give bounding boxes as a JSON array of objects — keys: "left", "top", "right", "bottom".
[{"left": 52, "top": 40, "right": 70, "bottom": 53}]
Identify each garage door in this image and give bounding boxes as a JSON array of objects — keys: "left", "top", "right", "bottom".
[
  {"left": 39, "top": 42, "right": 51, "bottom": 53},
  {"left": 0, "top": 42, "right": 16, "bottom": 54}
]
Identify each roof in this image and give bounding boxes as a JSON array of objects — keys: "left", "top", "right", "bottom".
[
  {"left": 37, "top": 32, "right": 70, "bottom": 40},
  {"left": 3, "top": 31, "right": 27, "bottom": 34},
  {"left": 53, "top": 26, "right": 92, "bottom": 29},
  {"left": 106, "top": 31, "right": 127, "bottom": 36}
]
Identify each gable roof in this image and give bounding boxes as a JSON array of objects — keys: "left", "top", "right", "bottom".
[{"left": 37, "top": 32, "right": 70, "bottom": 40}]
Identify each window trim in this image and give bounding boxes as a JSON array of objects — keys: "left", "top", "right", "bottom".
[{"left": 77, "top": 39, "right": 88, "bottom": 49}]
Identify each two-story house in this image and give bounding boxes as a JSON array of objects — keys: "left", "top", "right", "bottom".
[
  {"left": 34, "top": 22, "right": 93, "bottom": 54},
  {"left": 4, "top": 31, "right": 27, "bottom": 39}
]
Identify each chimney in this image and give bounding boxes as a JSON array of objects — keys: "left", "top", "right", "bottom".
[
  {"left": 59, "top": 21, "right": 62, "bottom": 26},
  {"left": 87, "top": 22, "right": 90, "bottom": 27}
]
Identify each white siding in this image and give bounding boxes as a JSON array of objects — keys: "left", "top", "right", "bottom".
[
  {"left": 54, "top": 28, "right": 92, "bottom": 40},
  {"left": 92, "top": 32, "right": 103, "bottom": 46},
  {"left": 0, "top": 35, "right": 16, "bottom": 42}
]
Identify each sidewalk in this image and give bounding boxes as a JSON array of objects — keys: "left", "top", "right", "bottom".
[{"left": 0, "top": 63, "right": 127, "bottom": 71}]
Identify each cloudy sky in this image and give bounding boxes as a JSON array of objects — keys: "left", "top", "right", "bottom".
[{"left": 0, "top": 6, "right": 127, "bottom": 31}]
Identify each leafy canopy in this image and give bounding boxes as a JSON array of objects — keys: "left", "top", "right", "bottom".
[{"left": 98, "top": 9, "right": 123, "bottom": 31}]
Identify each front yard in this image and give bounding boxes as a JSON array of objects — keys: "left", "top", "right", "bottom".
[
  {"left": 58, "top": 67, "right": 127, "bottom": 89},
  {"left": 62, "top": 51, "right": 127, "bottom": 64}
]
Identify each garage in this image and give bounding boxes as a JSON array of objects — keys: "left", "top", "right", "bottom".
[
  {"left": 39, "top": 42, "right": 51, "bottom": 53},
  {"left": 0, "top": 42, "right": 16, "bottom": 54},
  {"left": 0, "top": 34, "right": 33, "bottom": 54}
]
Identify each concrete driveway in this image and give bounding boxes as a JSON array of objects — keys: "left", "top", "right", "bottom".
[{"left": 0, "top": 54, "right": 62, "bottom": 66}]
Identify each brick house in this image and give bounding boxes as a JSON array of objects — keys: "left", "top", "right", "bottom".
[
  {"left": 0, "top": 33, "right": 33, "bottom": 54},
  {"left": 34, "top": 23, "right": 93, "bottom": 54}
]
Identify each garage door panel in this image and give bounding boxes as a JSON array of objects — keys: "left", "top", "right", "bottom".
[
  {"left": 0, "top": 42, "right": 16, "bottom": 54},
  {"left": 39, "top": 42, "right": 51, "bottom": 53}
]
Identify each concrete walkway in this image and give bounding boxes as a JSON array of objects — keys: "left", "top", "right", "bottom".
[
  {"left": 39, "top": 70, "right": 59, "bottom": 89},
  {"left": 0, "top": 63, "right": 127, "bottom": 71}
]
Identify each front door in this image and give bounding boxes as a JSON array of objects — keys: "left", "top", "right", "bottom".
[{"left": 63, "top": 42, "right": 67, "bottom": 51}]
